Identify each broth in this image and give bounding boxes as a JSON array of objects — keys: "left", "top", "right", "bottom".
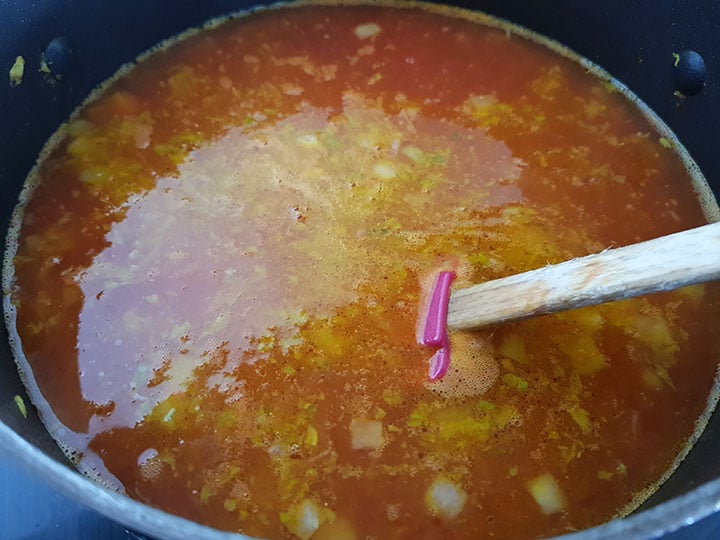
[{"left": 4, "top": 2, "right": 720, "bottom": 539}]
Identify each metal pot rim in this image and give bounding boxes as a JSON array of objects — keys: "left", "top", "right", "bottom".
[{"left": 2, "top": 419, "right": 720, "bottom": 540}]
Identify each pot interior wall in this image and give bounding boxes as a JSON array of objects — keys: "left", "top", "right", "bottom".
[{"left": 1, "top": 0, "right": 719, "bottom": 535}]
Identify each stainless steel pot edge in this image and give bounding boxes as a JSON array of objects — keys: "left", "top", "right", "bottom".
[
  {"left": 0, "top": 421, "right": 253, "bottom": 540},
  {"left": 4, "top": 413, "right": 720, "bottom": 540},
  {"left": 559, "top": 478, "right": 720, "bottom": 540}
]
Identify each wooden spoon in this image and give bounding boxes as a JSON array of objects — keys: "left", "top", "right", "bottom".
[
  {"left": 421, "top": 222, "right": 720, "bottom": 380},
  {"left": 447, "top": 221, "right": 720, "bottom": 330}
]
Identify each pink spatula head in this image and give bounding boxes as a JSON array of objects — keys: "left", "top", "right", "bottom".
[{"left": 419, "top": 271, "right": 455, "bottom": 380}]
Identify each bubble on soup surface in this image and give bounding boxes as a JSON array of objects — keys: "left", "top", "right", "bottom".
[{"left": 138, "top": 447, "right": 163, "bottom": 481}]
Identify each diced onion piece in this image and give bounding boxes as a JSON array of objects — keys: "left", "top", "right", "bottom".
[
  {"left": 297, "top": 134, "right": 319, "bottom": 148},
  {"left": 281, "top": 499, "right": 331, "bottom": 540},
  {"left": 402, "top": 145, "right": 424, "bottom": 163},
  {"left": 354, "top": 23, "right": 381, "bottom": 39},
  {"left": 373, "top": 161, "right": 397, "bottom": 179},
  {"left": 133, "top": 122, "right": 154, "bottom": 149},
  {"left": 350, "top": 418, "right": 384, "bottom": 450},
  {"left": 424, "top": 476, "right": 468, "bottom": 520},
  {"left": 526, "top": 473, "right": 565, "bottom": 515}
]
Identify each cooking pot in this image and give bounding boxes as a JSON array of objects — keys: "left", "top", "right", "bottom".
[{"left": 1, "top": 1, "right": 719, "bottom": 538}]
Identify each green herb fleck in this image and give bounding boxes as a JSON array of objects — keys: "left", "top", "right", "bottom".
[
  {"left": 14, "top": 395, "right": 27, "bottom": 418},
  {"left": 9, "top": 56, "right": 24, "bottom": 87},
  {"left": 281, "top": 365, "right": 296, "bottom": 377},
  {"left": 217, "top": 410, "right": 237, "bottom": 429},
  {"left": 407, "top": 402, "right": 432, "bottom": 428},
  {"left": 468, "top": 252, "right": 491, "bottom": 267},
  {"left": 39, "top": 56, "right": 51, "bottom": 74},
  {"left": 382, "top": 389, "right": 403, "bottom": 407},
  {"left": 304, "top": 426, "right": 318, "bottom": 447},
  {"left": 501, "top": 373, "right": 529, "bottom": 392},
  {"left": 567, "top": 405, "right": 592, "bottom": 433},
  {"left": 601, "top": 80, "right": 618, "bottom": 94},
  {"left": 476, "top": 400, "right": 495, "bottom": 412}
]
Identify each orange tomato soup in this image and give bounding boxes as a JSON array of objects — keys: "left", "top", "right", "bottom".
[{"left": 4, "top": 2, "right": 720, "bottom": 539}]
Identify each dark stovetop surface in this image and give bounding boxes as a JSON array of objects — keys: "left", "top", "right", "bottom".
[{"left": 2, "top": 450, "right": 720, "bottom": 540}]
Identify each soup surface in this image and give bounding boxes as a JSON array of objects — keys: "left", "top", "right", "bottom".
[{"left": 4, "top": 2, "right": 720, "bottom": 539}]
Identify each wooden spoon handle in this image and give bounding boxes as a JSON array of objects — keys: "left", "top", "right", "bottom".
[{"left": 446, "top": 222, "right": 720, "bottom": 331}]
